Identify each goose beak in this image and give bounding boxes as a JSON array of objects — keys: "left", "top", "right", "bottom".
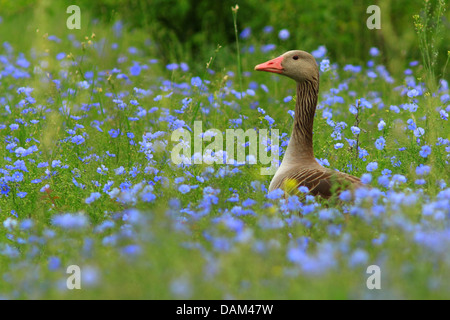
[{"left": 254, "top": 56, "right": 284, "bottom": 74}]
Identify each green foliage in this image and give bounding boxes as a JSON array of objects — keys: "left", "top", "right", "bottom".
[
  {"left": 2, "top": 0, "right": 449, "bottom": 76},
  {"left": 414, "top": 0, "right": 448, "bottom": 88},
  {"left": 60, "top": 0, "right": 449, "bottom": 76},
  {"left": 0, "top": 0, "right": 34, "bottom": 15}
]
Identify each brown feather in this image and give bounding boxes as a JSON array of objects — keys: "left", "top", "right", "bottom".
[{"left": 272, "top": 166, "right": 362, "bottom": 199}]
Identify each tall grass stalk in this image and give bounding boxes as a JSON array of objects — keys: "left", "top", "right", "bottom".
[
  {"left": 190, "top": 45, "right": 222, "bottom": 126},
  {"left": 232, "top": 4, "right": 244, "bottom": 98}
]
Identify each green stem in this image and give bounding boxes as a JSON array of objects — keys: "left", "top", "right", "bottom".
[{"left": 232, "top": 6, "right": 244, "bottom": 98}]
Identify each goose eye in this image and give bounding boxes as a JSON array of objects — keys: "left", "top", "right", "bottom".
[{"left": 293, "top": 55, "right": 299, "bottom": 60}]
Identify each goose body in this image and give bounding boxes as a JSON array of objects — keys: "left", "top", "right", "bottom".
[{"left": 255, "top": 50, "right": 362, "bottom": 198}]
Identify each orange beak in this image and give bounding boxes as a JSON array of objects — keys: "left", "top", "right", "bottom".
[{"left": 254, "top": 56, "right": 284, "bottom": 74}]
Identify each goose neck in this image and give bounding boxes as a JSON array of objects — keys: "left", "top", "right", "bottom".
[{"left": 284, "top": 80, "right": 319, "bottom": 162}]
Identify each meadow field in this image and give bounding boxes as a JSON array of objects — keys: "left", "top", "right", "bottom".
[{"left": 0, "top": 0, "right": 449, "bottom": 299}]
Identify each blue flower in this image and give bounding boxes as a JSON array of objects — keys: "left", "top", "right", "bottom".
[
  {"left": 166, "top": 63, "right": 179, "bottom": 70},
  {"left": 358, "top": 148, "right": 369, "bottom": 160},
  {"left": 348, "top": 249, "right": 369, "bottom": 267},
  {"left": 367, "top": 71, "right": 377, "bottom": 78},
  {"left": 179, "top": 184, "right": 191, "bottom": 194},
  {"left": 51, "top": 160, "right": 62, "bottom": 168},
  {"left": 369, "top": 47, "right": 380, "bottom": 57},
  {"left": 85, "top": 192, "right": 102, "bottom": 204},
  {"left": 109, "top": 129, "right": 120, "bottom": 138},
  {"left": 407, "top": 119, "right": 416, "bottom": 130},
  {"left": 419, "top": 145, "right": 431, "bottom": 158},
  {"left": 52, "top": 213, "right": 89, "bottom": 229},
  {"left": 48, "top": 256, "right": 61, "bottom": 271},
  {"left": 14, "top": 160, "right": 28, "bottom": 172},
  {"left": 16, "top": 55, "right": 31, "bottom": 68},
  {"left": 130, "top": 63, "right": 141, "bottom": 76},
  {"left": 312, "top": 45, "right": 327, "bottom": 59},
  {"left": 174, "top": 177, "right": 185, "bottom": 184},
  {"left": 1, "top": 245, "right": 19, "bottom": 258},
  {"left": 266, "top": 189, "right": 284, "bottom": 200},
  {"left": 240, "top": 27, "right": 251, "bottom": 39},
  {"left": 264, "top": 115, "right": 275, "bottom": 126},
  {"left": 71, "top": 135, "right": 85, "bottom": 145},
  {"left": 191, "top": 76, "right": 202, "bottom": 87},
  {"left": 85, "top": 71, "right": 94, "bottom": 79},
  {"left": 416, "top": 164, "right": 431, "bottom": 175},
  {"left": 47, "top": 35, "right": 61, "bottom": 43},
  {"left": 121, "top": 244, "right": 142, "bottom": 256},
  {"left": 170, "top": 276, "right": 192, "bottom": 298},
  {"left": 316, "top": 158, "right": 330, "bottom": 166},
  {"left": 415, "top": 179, "right": 426, "bottom": 185},
  {"left": 390, "top": 105, "right": 400, "bottom": 113},
  {"left": 377, "top": 175, "right": 390, "bottom": 188},
  {"left": 180, "top": 62, "right": 189, "bottom": 72},
  {"left": 391, "top": 174, "right": 407, "bottom": 185},
  {"left": 12, "top": 171, "right": 24, "bottom": 182},
  {"left": 142, "top": 192, "right": 156, "bottom": 202},
  {"left": 17, "top": 191, "right": 27, "bottom": 198},
  {"left": 361, "top": 173, "right": 372, "bottom": 184},
  {"left": 263, "top": 25, "right": 273, "bottom": 33},
  {"left": 298, "top": 186, "right": 309, "bottom": 193},
  {"left": 242, "top": 198, "right": 256, "bottom": 207},
  {"left": 287, "top": 196, "right": 302, "bottom": 210},
  {"left": 283, "top": 96, "right": 292, "bottom": 103},
  {"left": 351, "top": 126, "right": 360, "bottom": 135},
  {"left": 366, "top": 162, "right": 378, "bottom": 172},
  {"left": 261, "top": 44, "right": 276, "bottom": 53},
  {"left": 406, "top": 103, "right": 418, "bottom": 112},
  {"left": 278, "top": 29, "right": 290, "bottom": 40},
  {"left": 20, "top": 219, "right": 33, "bottom": 230},
  {"left": 81, "top": 266, "right": 100, "bottom": 287},
  {"left": 375, "top": 136, "right": 386, "bottom": 150},
  {"left": 339, "top": 190, "right": 352, "bottom": 202},
  {"left": 413, "top": 127, "right": 425, "bottom": 137},
  {"left": 407, "top": 88, "right": 419, "bottom": 98},
  {"left": 320, "top": 59, "right": 330, "bottom": 72},
  {"left": 344, "top": 65, "right": 362, "bottom": 73},
  {"left": 3, "top": 217, "right": 17, "bottom": 230},
  {"left": 56, "top": 52, "right": 66, "bottom": 60},
  {"left": 318, "top": 209, "right": 336, "bottom": 220},
  {"left": 115, "top": 166, "right": 125, "bottom": 175},
  {"left": 78, "top": 81, "right": 90, "bottom": 89}
]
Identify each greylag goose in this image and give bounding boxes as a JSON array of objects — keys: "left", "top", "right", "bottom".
[{"left": 255, "top": 50, "right": 362, "bottom": 198}]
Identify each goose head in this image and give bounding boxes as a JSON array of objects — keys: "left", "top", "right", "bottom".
[{"left": 254, "top": 50, "right": 319, "bottom": 83}]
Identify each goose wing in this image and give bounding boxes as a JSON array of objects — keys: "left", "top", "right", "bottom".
[{"left": 275, "top": 167, "right": 362, "bottom": 198}]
